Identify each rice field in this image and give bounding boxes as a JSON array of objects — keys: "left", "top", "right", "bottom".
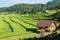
[
  {"left": 0, "top": 11, "right": 60, "bottom": 40},
  {"left": 0, "top": 14, "right": 38, "bottom": 39}
]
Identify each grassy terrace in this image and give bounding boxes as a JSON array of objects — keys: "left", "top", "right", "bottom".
[
  {"left": 0, "top": 14, "right": 38, "bottom": 39},
  {"left": 0, "top": 10, "right": 60, "bottom": 40}
]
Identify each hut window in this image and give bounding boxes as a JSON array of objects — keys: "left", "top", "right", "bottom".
[
  {"left": 45, "top": 26, "right": 48, "bottom": 28},
  {"left": 45, "top": 30, "right": 50, "bottom": 32}
]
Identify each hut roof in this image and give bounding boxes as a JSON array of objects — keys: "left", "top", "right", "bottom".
[{"left": 36, "top": 20, "right": 55, "bottom": 28}]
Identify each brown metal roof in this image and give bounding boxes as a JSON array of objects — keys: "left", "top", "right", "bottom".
[{"left": 36, "top": 20, "right": 55, "bottom": 28}]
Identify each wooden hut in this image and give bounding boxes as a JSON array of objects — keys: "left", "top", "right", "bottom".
[{"left": 36, "top": 20, "right": 56, "bottom": 33}]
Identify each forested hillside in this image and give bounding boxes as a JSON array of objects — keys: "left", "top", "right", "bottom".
[
  {"left": 0, "top": 0, "right": 60, "bottom": 14},
  {"left": 47, "top": 0, "right": 60, "bottom": 9},
  {"left": 0, "top": 4, "right": 46, "bottom": 14}
]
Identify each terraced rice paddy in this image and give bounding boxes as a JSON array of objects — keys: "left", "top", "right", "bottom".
[{"left": 0, "top": 14, "right": 38, "bottom": 38}]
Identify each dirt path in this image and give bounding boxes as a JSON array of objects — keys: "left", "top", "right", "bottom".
[{"left": 0, "top": 33, "right": 41, "bottom": 40}]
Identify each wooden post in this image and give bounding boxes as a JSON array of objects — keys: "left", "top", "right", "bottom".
[{"left": 40, "top": 29, "right": 46, "bottom": 37}]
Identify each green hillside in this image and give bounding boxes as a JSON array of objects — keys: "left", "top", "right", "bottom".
[
  {"left": 0, "top": 0, "right": 60, "bottom": 40},
  {"left": 0, "top": 4, "right": 46, "bottom": 14},
  {"left": 0, "top": 10, "right": 59, "bottom": 39}
]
